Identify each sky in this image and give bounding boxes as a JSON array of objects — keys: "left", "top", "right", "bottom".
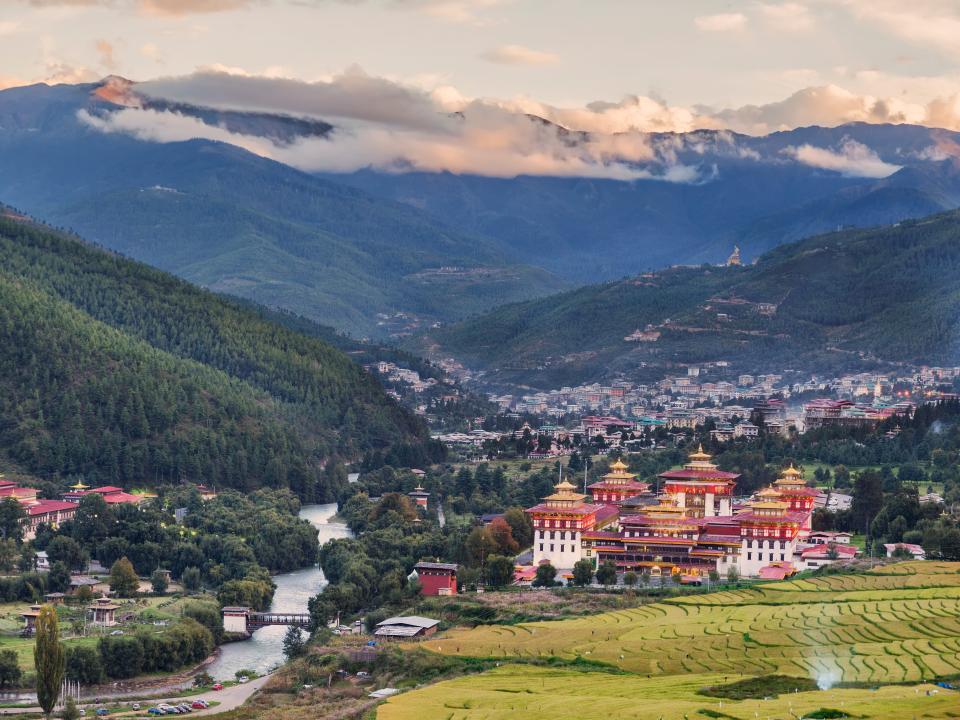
[
  {"left": 2, "top": 1, "right": 959, "bottom": 110},
  {"left": 4, "top": 1, "right": 960, "bottom": 178}
]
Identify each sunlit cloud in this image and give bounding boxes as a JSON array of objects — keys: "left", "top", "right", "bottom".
[
  {"left": 694, "top": 13, "right": 748, "bottom": 32},
  {"left": 783, "top": 138, "right": 901, "bottom": 178},
  {"left": 481, "top": 44, "right": 559, "bottom": 66}
]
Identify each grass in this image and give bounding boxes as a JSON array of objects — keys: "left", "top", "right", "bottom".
[{"left": 376, "top": 562, "right": 960, "bottom": 720}]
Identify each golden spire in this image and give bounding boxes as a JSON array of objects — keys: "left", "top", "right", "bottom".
[
  {"left": 688, "top": 444, "right": 711, "bottom": 462},
  {"left": 69, "top": 481, "right": 89, "bottom": 491}
]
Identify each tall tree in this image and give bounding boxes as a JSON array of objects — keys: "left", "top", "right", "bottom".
[
  {"left": 0, "top": 497, "right": 25, "bottom": 543},
  {"left": 34, "top": 605, "right": 65, "bottom": 718},
  {"left": 109, "top": 557, "right": 140, "bottom": 597}
]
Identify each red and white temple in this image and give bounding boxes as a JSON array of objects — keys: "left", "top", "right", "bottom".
[
  {"left": 657, "top": 445, "right": 739, "bottom": 517},
  {"left": 523, "top": 448, "right": 821, "bottom": 579},
  {"left": 526, "top": 477, "right": 616, "bottom": 569},
  {"left": 587, "top": 459, "right": 650, "bottom": 505}
]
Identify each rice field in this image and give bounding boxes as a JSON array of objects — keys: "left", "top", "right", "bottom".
[
  {"left": 377, "top": 562, "right": 960, "bottom": 720},
  {"left": 379, "top": 665, "right": 960, "bottom": 720}
]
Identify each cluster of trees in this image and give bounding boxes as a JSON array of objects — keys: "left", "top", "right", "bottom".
[
  {"left": 813, "top": 470, "right": 960, "bottom": 559},
  {"left": 62, "top": 616, "right": 215, "bottom": 681},
  {"left": 0, "top": 218, "right": 429, "bottom": 496},
  {"left": 31, "top": 487, "right": 318, "bottom": 606}
]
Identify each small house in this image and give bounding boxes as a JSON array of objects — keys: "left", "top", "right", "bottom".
[
  {"left": 412, "top": 562, "right": 457, "bottom": 596},
  {"left": 374, "top": 616, "right": 439, "bottom": 640},
  {"left": 88, "top": 597, "right": 120, "bottom": 626},
  {"left": 20, "top": 605, "right": 42, "bottom": 634}
]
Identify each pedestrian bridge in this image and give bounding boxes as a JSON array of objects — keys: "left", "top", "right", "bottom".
[{"left": 222, "top": 607, "right": 310, "bottom": 634}]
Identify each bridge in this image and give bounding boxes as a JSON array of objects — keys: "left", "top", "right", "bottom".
[{"left": 222, "top": 607, "right": 310, "bottom": 634}]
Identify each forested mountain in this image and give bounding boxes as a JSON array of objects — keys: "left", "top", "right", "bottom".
[
  {"left": 0, "top": 81, "right": 564, "bottom": 337},
  {"left": 0, "top": 212, "right": 431, "bottom": 496},
  {"left": 332, "top": 123, "right": 960, "bottom": 279},
  {"left": 421, "top": 210, "right": 960, "bottom": 388}
]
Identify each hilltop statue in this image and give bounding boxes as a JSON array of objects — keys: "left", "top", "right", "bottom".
[{"left": 726, "top": 245, "right": 742, "bottom": 266}]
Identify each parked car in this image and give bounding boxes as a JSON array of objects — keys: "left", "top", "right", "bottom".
[
  {"left": 212, "top": 683, "right": 224, "bottom": 691},
  {"left": 131, "top": 703, "right": 141, "bottom": 711},
  {"left": 95, "top": 710, "right": 110, "bottom": 717},
  {"left": 147, "top": 709, "right": 162, "bottom": 716}
]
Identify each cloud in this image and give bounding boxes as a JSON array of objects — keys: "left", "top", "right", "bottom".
[
  {"left": 398, "top": 0, "right": 509, "bottom": 25},
  {"left": 783, "top": 138, "right": 901, "bottom": 178},
  {"left": 841, "top": 0, "right": 960, "bottom": 59},
  {"left": 759, "top": 2, "right": 814, "bottom": 31},
  {"left": 138, "top": 0, "right": 255, "bottom": 15},
  {"left": 709, "top": 84, "right": 932, "bottom": 134},
  {"left": 79, "top": 103, "right": 689, "bottom": 180},
  {"left": 481, "top": 44, "right": 559, "bottom": 66},
  {"left": 76, "top": 69, "right": 960, "bottom": 181},
  {"left": 0, "top": 21, "right": 21, "bottom": 35},
  {"left": 19, "top": 0, "right": 255, "bottom": 13},
  {"left": 694, "top": 12, "right": 747, "bottom": 32},
  {"left": 140, "top": 42, "right": 161, "bottom": 61},
  {"left": 95, "top": 39, "right": 116, "bottom": 70}
]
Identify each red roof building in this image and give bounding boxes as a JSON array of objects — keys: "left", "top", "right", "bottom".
[
  {"left": 23, "top": 500, "right": 77, "bottom": 539},
  {"left": 526, "top": 477, "right": 608, "bottom": 569},
  {"left": 413, "top": 562, "right": 457, "bottom": 596},
  {"left": 63, "top": 486, "right": 145, "bottom": 506},
  {"left": 587, "top": 459, "right": 651, "bottom": 505},
  {"left": 657, "top": 446, "right": 739, "bottom": 517}
]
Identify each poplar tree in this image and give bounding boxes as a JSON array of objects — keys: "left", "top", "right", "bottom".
[{"left": 33, "top": 604, "right": 65, "bottom": 718}]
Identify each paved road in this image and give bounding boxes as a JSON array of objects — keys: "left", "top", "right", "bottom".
[{"left": 0, "top": 675, "right": 271, "bottom": 717}]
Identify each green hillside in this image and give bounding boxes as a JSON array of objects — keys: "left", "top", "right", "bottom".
[
  {"left": 0, "top": 213, "right": 428, "bottom": 496},
  {"left": 423, "top": 210, "right": 960, "bottom": 387}
]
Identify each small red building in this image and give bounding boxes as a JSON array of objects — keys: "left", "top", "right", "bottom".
[{"left": 413, "top": 561, "right": 458, "bottom": 596}]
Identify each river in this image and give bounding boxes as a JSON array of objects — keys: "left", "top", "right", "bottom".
[{"left": 205, "top": 502, "right": 352, "bottom": 680}]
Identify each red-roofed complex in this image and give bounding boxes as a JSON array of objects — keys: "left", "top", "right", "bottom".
[
  {"left": 517, "top": 449, "right": 822, "bottom": 580},
  {"left": 657, "top": 446, "right": 739, "bottom": 517},
  {"left": 63, "top": 485, "right": 145, "bottom": 505},
  {"left": 24, "top": 500, "right": 77, "bottom": 539}
]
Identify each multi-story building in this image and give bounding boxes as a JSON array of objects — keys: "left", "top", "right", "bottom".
[
  {"left": 657, "top": 446, "right": 739, "bottom": 517},
  {"left": 526, "top": 478, "right": 616, "bottom": 569},
  {"left": 586, "top": 459, "right": 651, "bottom": 505}
]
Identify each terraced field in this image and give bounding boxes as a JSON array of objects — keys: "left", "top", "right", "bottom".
[{"left": 378, "top": 562, "right": 960, "bottom": 720}]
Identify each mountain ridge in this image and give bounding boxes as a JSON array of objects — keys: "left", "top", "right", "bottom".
[
  {"left": 0, "top": 210, "right": 432, "bottom": 495},
  {"left": 418, "top": 209, "right": 960, "bottom": 389}
]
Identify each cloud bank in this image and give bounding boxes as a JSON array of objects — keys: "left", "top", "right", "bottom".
[
  {"left": 75, "top": 69, "right": 960, "bottom": 181},
  {"left": 783, "top": 138, "right": 901, "bottom": 178}
]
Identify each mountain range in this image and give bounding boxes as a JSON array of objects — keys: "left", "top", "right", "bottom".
[
  {"left": 3, "top": 78, "right": 960, "bottom": 344},
  {"left": 420, "top": 210, "right": 960, "bottom": 389},
  {"left": 0, "top": 80, "right": 564, "bottom": 338},
  {"left": 0, "top": 209, "right": 427, "bottom": 496}
]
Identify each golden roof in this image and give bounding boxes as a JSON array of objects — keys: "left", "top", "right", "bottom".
[
  {"left": 775, "top": 464, "right": 807, "bottom": 487},
  {"left": 646, "top": 500, "right": 686, "bottom": 516},
  {"left": 688, "top": 444, "right": 712, "bottom": 462},
  {"left": 757, "top": 487, "right": 782, "bottom": 499},
  {"left": 544, "top": 479, "right": 586, "bottom": 503},
  {"left": 750, "top": 500, "right": 789, "bottom": 511},
  {"left": 602, "top": 458, "right": 636, "bottom": 483},
  {"left": 69, "top": 481, "right": 89, "bottom": 490}
]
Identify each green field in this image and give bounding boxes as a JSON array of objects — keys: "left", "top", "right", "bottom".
[
  {"left": 379, "top": 562, "right": 960, "bottom": 720},
  {"left": 0, "top": 594, "right": 207, "bottom": 671}
]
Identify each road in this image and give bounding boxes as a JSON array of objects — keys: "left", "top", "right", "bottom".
[{"left": 0, "top": 674, "right": 271, "bottom": 717}]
